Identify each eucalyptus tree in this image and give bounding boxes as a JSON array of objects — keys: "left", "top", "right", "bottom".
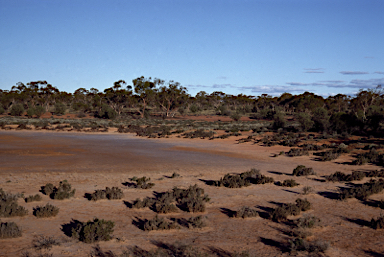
[
  {"left": 132, "top": 76, "right": 163, "bottom": 118},
  {"left": 157, "top": 81, "right": 188, "bottom": 118},
  {"left": 103, "top": 80, "right": 133, "bottom": 116}
]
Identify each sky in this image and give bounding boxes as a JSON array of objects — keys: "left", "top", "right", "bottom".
[{"left": 1, "top": 0, "right": 383, "bottom": 97}]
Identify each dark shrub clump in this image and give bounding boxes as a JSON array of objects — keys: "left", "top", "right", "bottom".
[
  {"left": 0, "top": 221, "right": 22, "bottom": 239},
  {"left": 25, "top": 194, "right": 42, "bottom": 203},
  {"left": 292, "top": 165, "right": 316, "bottom": 176},
  {"left": 234, "top": 206, "right": 259, "bottom": 219},
  {"left": 214, "top": 168, "right": 274, "bottom": 188},
  {"left": 41, "top": 181, "right": 75, "bottom": 200},
  {"left": 276, "top": 179, "right": 299, "bottom": 187},
  {"left": 71, "top": 218, "right": 114, "bottom": 243},
  {"left": 33, "top": 203, "right": 59, "bottom": 218},
  {"left": 88, "top": 187, "right": 124, "bottom": 201},
  {"left": 269, "top": 198, "right": 311, "bottom": 222},
  {"left": 142, "top": 215, "right": 180, "bottom": 231},
  {"left": 0, "top": 189, "right": 28, "bottom": 217},
  {"left": 326, "top": 171, "right": 365, "bottom": 182}
]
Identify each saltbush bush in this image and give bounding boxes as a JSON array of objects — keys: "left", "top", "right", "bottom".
[
  {"left": 292, "top": 165, "right": 316, "bottom": 176},
  {"left": 213, "top": 168, "right": 274, "bottom": 188},
  {"left": 88, "top": 187, "right": 124, "bottom": 201},
  {"left": 276, "top": 179, "right": 299, "bottom": 187},
  {"left": 142, "top": 215, "right": 180, "bottom": 231},
  {"left": 71, "top": 218, "right": 114, "bottom": 243},
  {"left": 339, "top": 179, "right": 384, "bottom": 200},
  {"left": 234, "top": 206, "right": 259, "bottom": 219},
  {"left": 326, "top": 171, "right": 365, "bottom": 182},
  {"left": 0, "top": 189, "right": 28, "bottom": 217},
  {"left": 33, "top": 203, "right": 59, "bottom": 218},
  {"left": 25, "top": 194, "right": 42, "bottom": 203},
  {"left": 41, "top": 181, "right": 75, "bottom": 200},
  {"left": 0, "top": 221, "right": 22, "bottom": 239},
  {"left": 269, "top": 198, "right": 311, "bottom": 222}
]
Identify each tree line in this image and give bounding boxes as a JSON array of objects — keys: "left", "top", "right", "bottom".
[{"left": 1, "top": 76, "right": 383, "bottom": 134}]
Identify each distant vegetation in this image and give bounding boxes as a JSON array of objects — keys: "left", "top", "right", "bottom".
[{"left": 0, "top": 78, "right": 383, "bottom": 137}]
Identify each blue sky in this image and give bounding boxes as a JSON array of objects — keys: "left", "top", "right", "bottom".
[{"left": 1, "top": 0, "right": 383, "bottom": 97}]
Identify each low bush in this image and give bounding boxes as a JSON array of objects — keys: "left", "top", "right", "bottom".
[
  {"left": 339, "top": 179, "right": 384, "bottom": 200},
  {"left": 286, "top": 148, "right": 309, "bottom": 157},
  {"left": 131, "top": 197, "right": 155, "bottom": 209},
  {"left": 326, "top": 171, "right": 365, "bottom": 182},
  {"left": 142, "top": 215, "right": 180, "bottom": 231},
  {"left": 234, "top": 206, "right": 259, "bottom": 219},
  {"left": 71, "top": 218, "right": 114, "bottom": 243},
  {"left": 88, "top": 187, "right": 124, "bottom": 201},
  {"left": 0, "top": 221, "right": 22, "bottom": 239},
  {"left": 353, "top": 148, "right": 383, "bottom": 166},
  {"left": 25, "top": 194, "right": 42, "bottom": 203},
  {"left": 128, "top": 177, "right": 155, "bottom": 189},
  {"left": 41, "top": 181, "right": 75, "bottom": 200},
  {"left": 294, "top": 214, "right": 321, "bottom": 228},
  {"left": 186, "top": 215, "right": 207, "bottom": 228},
  {"left": 213, "top": 168, "right": 274, "bottom": 188},
  {"left": 32, "top": 235, "right": 60, "bottom": 250},
  {"left": 269, "top": 198, "right": 311, "bottom": 222},
  {"left": 370, "top": 214, "right": 384, "bottom": 229},
  {"left": 182, "top": 129, "right": 214, "bottom": 139},
  {"left": 33, "top": 203, "right": 59, "bottom": 218},
  {"left": 0, "top": 189, "right": 28, "bottom": 217},
  {"left": 302, "top": 186, "right": 314, "bottom": 195},
  {"left": 292, "top": 165, "right": 316, "bottom": 176},
  {"left": 289, "top": 238, "right": 329, "bottom": 253},
  {"left": 10, "top": 103, "right": 24, "bottom": 116},
  {"left": 276, "top": 179, "right": 299, "bottom": 187}
]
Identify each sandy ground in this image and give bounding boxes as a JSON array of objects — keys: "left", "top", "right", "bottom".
[{"left": 0, "top": 130, "right": 384, "bottom": 256}]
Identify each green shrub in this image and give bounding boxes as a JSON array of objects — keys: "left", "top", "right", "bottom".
[
  {"left": 34, "top": 106, "right": 45, "bottom": 118},
  {"left": 0, "top": 106, "right": 4, "bottom": 115},
  {"left": 296, "top": 112, "right": 314, "bottom": 132},
  {"left": 295, "top": 198, "right": 311, "bottom": 211},
  {"left": 41, "top": 183, "right": 54, "bottom": 196},
  {"left": 142, "top": 215, "right": 180, "bottom": 231},
  {"left": 26, "top": 108, "right": 35, "bottom": 118},
  {"left": 0, "top": 221, "right": 22, "bottom": 238},
  {"left": 10, "top": 103, "right": 24, "bottom": 116},
  {"left": 286, "top": 148, "right": 309, "bottom": 157},
  {"left": 33, "top": 203, "right": 59, "bottom": 218},
  {"left": 0, "top": 189, "right": 28, "bottom": 217},
  {"left": 71, "top": 218, "right": 114, "bottom": 243},
  {"left": 292, "top": 165, "right": 315, "bottom": 176},
  {"left": 54, "top": 102, "right": 66, "bottom": 115},
  {"left": 131, "top": 197, "right": 155, "bottom": 209},
  {"left": 25, "top": 194, "right": 42, "bottom": 203},
  {"left": 234, "top": 206, "right": 259, "bottom": 219}
]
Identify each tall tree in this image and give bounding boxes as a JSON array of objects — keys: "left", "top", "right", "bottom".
[
  {"left": 132, "top": 76, "right": 163, "bottom": 118},
  {"left": 157, "top": 81, "right": 188, "bottom": 117}
]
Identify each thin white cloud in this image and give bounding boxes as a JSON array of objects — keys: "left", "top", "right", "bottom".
[
  {"left": 239, "top": 85, "right": 304, "bottom": 95},
  {"left": 212, "top": 84, "right": 231, "bottom": 88},
  {"left": 304, "top": 68, "right": 325, "bottom": 74},
  {"left": 340, "top": 71, "right": 369, "bottom": 75}
]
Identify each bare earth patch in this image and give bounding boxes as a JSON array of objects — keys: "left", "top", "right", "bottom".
[{"left": 0, "top": 130, "right": 383, "bottom": 256}]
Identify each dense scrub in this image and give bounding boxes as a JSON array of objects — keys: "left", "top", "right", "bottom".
[
  {"left": 339, "top": 179, "right": 384, "bottom": 200},
  {"left": 131, "top": 184, "right": 210, "bottom": 213},
  {"left": 213, "top": 169, "right": 274, "bottom": 188},
  {"left": 126, "top": 176, "right": 155, "bottom": 189}
]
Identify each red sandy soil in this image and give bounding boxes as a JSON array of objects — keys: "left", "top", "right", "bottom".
[{"left": 0, "top": 130, "right": 384, "bottom": 256}]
